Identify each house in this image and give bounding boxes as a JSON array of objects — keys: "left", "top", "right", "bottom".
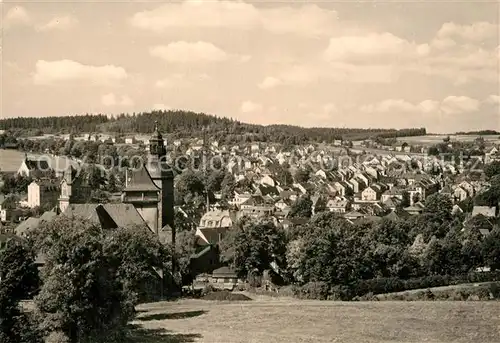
[
  {"left": 27, "top": 180, "right": 59, "bottom": 209},
  {"left": 195, "top": 210, "right": 234, "bottom": 246},
  {"left": 17, "top": 154, "right": 51, "bottom": 178},
  {"left": 326, "top": 197, "right": 349, "bottom": 213},
  {"left": 458, "top": 181, "right": 475, "bottom": 197},
  {"left": 382, "top": 197, "right": 401, "bottom": 212},
  {"left": 471, "top": 206, "right": 497, "bottom": 218},
  {"left": 275, "top": 198, "right": 292, "bottom": 211},
  {"left": 381, "top": 187, "right": 404, "bottom": 203},
  {"left": 404, "top": 202, "right": 426, "bottom": 215},
  {"left": 344, "top": 211, "right": 365, "bottom": 220},
  {"left": 239, "top": 195, "right": 275, "bottom": 217},
  {"left": 208, "top": 266, "right": 242, "bottom": 290},
  {"left": 361, "top": 186, "right": 380, "bottom": 202},
  {"left": 453, "top": 187, "right": 468, "bottom": 203},
  {"left": 260, "top": 175, "right": 276, "bottom": 187},
  {"left": 0, "top": 209, "right": 6, "bottom": 223}
]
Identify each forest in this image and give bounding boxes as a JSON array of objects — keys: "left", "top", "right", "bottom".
[{"left": 0, "top": 110, "right": 427, "bottom": 144}]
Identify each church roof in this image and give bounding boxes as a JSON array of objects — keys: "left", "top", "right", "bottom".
[
  {"left": 62, "top": 203, "right": 147, "bottom": 230},
  {"left": 124, "top": 165, "right": 160, "bottom": 192}
]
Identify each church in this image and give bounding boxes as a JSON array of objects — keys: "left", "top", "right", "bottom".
[{"left": 58, "top": 122, "right": 176, "bottom": 244}]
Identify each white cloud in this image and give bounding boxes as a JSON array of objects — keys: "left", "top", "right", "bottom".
[
  {"left": 437, "top": 22, "right": 498, "bottom": 42},
  {"left": 37, "top": 15, "right": 79, "bottom": 32},
  {"left": 101, "top": 93, "right": 134, "bottom": 107},
  {"left": 258, "top": 76, "right": 282, "bottom": 89},
  {"left": 240, "top": 101, "right": 262, "bottom": 113},
  {"left": 259, "top": 4, "right": 338, "bottom": 36},
  {"left": 33, "top": 60, "right": 128, "bottom": 85},
  {"left": 440, "top": 96, "right": 480, "bottom": 114},
  {"left": 419, "top": 100, "right": 441, "bottom": 113},
  {"left": 4, "top": 6, "right": 31, "bottom": 28},
  {"left": 149, "top": 41, "right": 230, "bottom": 63},
  {"left": 130, "top": 1, "right": 337, "bottom": 36},
  {"left": 485, "top": 95, "right": 500, "bottom": 105},
  {"left": 323, "top": 33, "right": 426, "bottom": 63}
]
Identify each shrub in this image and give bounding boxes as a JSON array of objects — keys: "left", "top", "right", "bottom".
[
  {"left": 297, "top": 282, "right": 330, "bottom": 300},
  {"left": 201, "top": 291, "right": 252, "bottom": 301}
]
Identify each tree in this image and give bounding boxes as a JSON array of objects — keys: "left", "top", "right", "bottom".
[
  {"left": 103, "top": 226, "right": 171, "bottom": 303},
  {"left": 32, "top": 217, "right": 157, "bottom": 342},
  {"left": 424, "top": 193, "right": 453, "bottom": 222},
  {"left": 174, "top": 230, "right": 198, "bottom": 285},
  {"left": 484, "top": 161, "right": 500, "bottom": 179},
  {"left": 400, "top": 191, "right": 411, "bottom": 208},
  {"left": 0, "top": 239, "right": 42, "bottom": 343},
  {"left": 299, "top": 218, "right": 372, "bottom": 286},
  {"left": 288, "top": 196, "right": 313, "bottom": 218},
  {"left": 481, "top": 228, "right": 500, "bottom": 271},
  {"left": 222, "top": 219, "right": 287, "bottom": 278},
  {"left": 220, "top": 172, "right": 236, "bottom": 205},
  {"left": 293, "top": 168, "right": 310, "bottom": 183},
  {"left": 106, "top": 171, "right": 118, "bottom": 193}
]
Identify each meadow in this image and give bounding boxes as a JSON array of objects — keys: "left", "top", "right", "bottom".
[
  {"left": 132, "top": 297, "right": 500, "bottom": 343},
  {"left": 396, "top": 135, "right": 500, "bottom": 146}
]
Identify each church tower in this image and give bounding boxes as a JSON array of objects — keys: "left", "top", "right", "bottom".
[
  {"left": 58, "top": 167, "right": 73, "bottom": 213},
  {"left": 123, "top": 122, "right": 175, "bottom": 243},
  {"left": 147, "top": 121, "right": 175, "bottom": 239}
]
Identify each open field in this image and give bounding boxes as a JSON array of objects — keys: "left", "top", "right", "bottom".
[
  {"left": 0, "top": 149, "right": 79, "bottom": 172},
  {"left": 396, "top": 135, "right": 500, "bottom": 146},
  {"left": 133, "top": 297, "right": 500, "bottom": 343}
]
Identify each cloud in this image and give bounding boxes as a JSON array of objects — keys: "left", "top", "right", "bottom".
[
  {"left": 33, "top": 60, "right": 128, "bottom": 85},
  {"left": 130, "top": 1, "right": 337, "bottom": 36},
  {"left": 259, "top": 4, "right": 338, "bottom": 36},
  {"left": 258, "top": 77, "right": 282, "bottom": 89},
  {"left": 4, "top": 6, "right": 31, "bottom": 28},
  {"left": 240, "top": 101, "right": 262, "bottom": 113},
  {"left": 101, "top": 93, "right": 134, "bottom": 107},
  {"left": 323, "top": 33, "right": 428, "bottom": 63},
  {"left": 437, "top": 22, "right": 498, "bottom": 42},
  {"left": 485, "top": 95, "right": 500, "bottom": 105},
  {"left": 440, "top": 96, "right": 480, "bottom": 114},
  {"left": 149, "top": 41, "right": 232, "bottom": 63},
  {"left": 37, "top": 15, "right": 79, "bottom": 32}
]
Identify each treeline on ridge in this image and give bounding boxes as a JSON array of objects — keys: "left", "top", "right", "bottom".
[{"left": 0, "top": 110, "right": 426, "bottom": 144}]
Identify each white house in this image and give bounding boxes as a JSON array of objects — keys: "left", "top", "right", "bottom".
[{"left": 361, "top": 186, "right": 379, "bottom": 202}]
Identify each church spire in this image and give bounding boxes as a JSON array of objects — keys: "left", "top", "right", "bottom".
[{"left": 149, "top": 120, "right": 166, "bottom": 158}]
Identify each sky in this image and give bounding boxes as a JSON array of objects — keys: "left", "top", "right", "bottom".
[{"left": 1, "top": 0, "right": 499, "bottom": 133}]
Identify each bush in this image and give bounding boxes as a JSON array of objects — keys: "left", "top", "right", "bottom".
[
  {"left": 201, "top": 291, "right": 252, "bottom": 301},
  {"left": 201, "top": 284, "right": 215, "bottom": 297},
  {"left": 297, "top": 282, "right": 330, "bottom": 300}
]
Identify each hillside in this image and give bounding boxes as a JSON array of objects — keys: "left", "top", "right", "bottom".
[{"left": 0, "top": 110, "right": 426, "bottom": 144}]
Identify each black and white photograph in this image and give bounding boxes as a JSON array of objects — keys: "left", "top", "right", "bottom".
[{"left": 1, "top": 1, "right": 500, "bottom": 342}]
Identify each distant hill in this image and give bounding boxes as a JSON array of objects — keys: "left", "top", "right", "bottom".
[{"left": 0, "top": 110, "right": 426, "bottom": 145}]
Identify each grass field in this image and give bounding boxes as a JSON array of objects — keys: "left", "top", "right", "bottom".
[
  {"left": 132, "top": 297, "right": 500, "bottom": 343},
  {"left": 396, "top": 135, "right": 500, "bottom": 146}
]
